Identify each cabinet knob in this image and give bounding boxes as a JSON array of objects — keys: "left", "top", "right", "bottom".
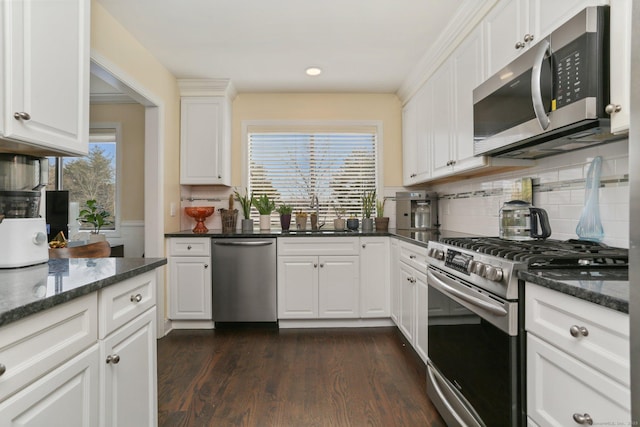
[
  {"left": 605, "top": 104, "right": 622, "bottom": 114},
  {"left": 409, "top": 254, "right": 416, "bottom": 259},
  {"left": 569, "top": 325, "right": 589, "bottom": 338},
  {"left": 362, "top": 244, "right": 366, "bottom": 249},
  {"left": 187, "top": 245, "right": 192, "bottom": 250},
  {"left": 320, "top": 263, "right": 324, "bottom": 268},
  {"left": 572, "top": 413, "right": 593, "bottom": 425},
  {"left": 204, "top": 264, "right": 209, "bottom": 269},
  {"left": 13, "top": 112, "right": 31, "bottom": 120},
  {"left": 130, "top": 294, "right": 143, "bottom": 303},
  {"left": 106, "top": 354, "right": 120, "bottom": 364},
  {"left": 515, "top": 41, "right": 526, "bottom": 49},
  {"left": 523, "top": 33, "right": 534, "bottom": 43},
  {"left": 0, "top": 363, "right": 5, "bottom": 376},
  {"left": 314, "top": 263, "right": 318, "bottom": 268}
]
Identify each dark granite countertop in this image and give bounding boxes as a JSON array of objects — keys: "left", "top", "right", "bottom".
[
  {"left": 519, "top": 269, "right": 629, "bottom": 314},
  {"left": 0, "top": 257, "right": 167, "bottom": 328}
]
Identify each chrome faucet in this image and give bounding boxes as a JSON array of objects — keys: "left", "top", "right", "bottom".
[{"left": 310, "top": 194, "right": 325, "bottom": 229}]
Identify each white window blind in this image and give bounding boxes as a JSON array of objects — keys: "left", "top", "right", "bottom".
[{"left": 248, "top": 131, "right": 378, "bottom": 223}]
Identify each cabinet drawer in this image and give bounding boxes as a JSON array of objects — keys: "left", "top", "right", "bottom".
[
  {"left": 399, "top": 240, "right": 428, "bottom": 271},
  {"left": 277, "top": 237, "right": 359, "bottom": 256},
  {"left": 99, "top": 271, "right": 156, "bottom": 338},
  {"left": 0, "top": 293, "right": 98, "bottom": 402},
  {"left": 527, "top": 334, "right": 630, "bottom": 427},
  {"left": 525, "top": 283, "right": 629, "bottom": 386},
  {"left": 169, "top": 238, "right": 211, "bottom": 256}
]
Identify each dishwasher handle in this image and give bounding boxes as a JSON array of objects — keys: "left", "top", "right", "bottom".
[{"left": 213, "top": 240, "right": 274, "bottom": 247}]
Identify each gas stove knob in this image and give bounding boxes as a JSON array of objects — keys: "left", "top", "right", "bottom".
[
  {"left": 471, "top": 261, "right": 486, "bottom": 276},
  {"left": 484, "top": 265, "right": 504, "bottom": 282},
  {"left": 467, "top": 260, "right": 481, "bottom": 274},
  {"left": 431, "top": 249, "right": 444, "bottom": 260}
]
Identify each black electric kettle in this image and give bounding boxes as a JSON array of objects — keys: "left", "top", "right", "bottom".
[{"left": 499, "top": 200, "right": 552, "bottom": 241}]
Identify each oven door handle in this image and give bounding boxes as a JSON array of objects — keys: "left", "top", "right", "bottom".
[{"left": 428, "top": 269, "right": 508, "bottom": 317}]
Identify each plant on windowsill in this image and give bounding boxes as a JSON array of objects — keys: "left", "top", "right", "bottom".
[
  {"left": 276, "top": 203, "right": 293, "bottom": 231},
  {"left": 234, "top": 188, "right": 255, "bottom": 232},
  {"left": 361, "top": 189, "right": 376, "bottom": 232},
  {"left": 252, "top": 194, "right": 276, "bottom": 230},
  {"left": 375, "top": 197, "right": 389, "bottom": 231},
  {"left": 78, "top": 199, "right": 112, "bottom": 242},
  {"left": 333, "top": 204, "right": 346, "bottom": 231},
  {"left": 295, "top": 210, "right": 308, "bottom": 231}
]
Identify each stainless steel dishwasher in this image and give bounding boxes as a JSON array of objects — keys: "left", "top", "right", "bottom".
[{"left": 211, "top": 238, "right": 277, "bottom": 324}]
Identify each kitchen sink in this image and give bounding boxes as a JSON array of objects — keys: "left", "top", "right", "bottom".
[{"left": 283, "top": 229, "right": 356, "bottom": 235}]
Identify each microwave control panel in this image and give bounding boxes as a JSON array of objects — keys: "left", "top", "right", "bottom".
[{"left": 554, "top": 33, "right": 599, "bottom": 109}]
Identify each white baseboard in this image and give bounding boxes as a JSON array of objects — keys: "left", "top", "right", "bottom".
[
  {"left": 278, "top": 318, "right": 394, "bottom": 329},
  {"left": 169, "top": 320, "right": 216, "bottom": 330}
]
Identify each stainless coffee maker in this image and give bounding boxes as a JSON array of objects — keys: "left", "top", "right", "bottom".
[
  {"left": 0, "top": 154, "right": 50, "bottom": 268},
  {"left": 396, "top": 191, "right": 439, "bottom": 230}
]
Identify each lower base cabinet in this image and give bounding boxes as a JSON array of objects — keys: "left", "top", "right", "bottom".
[
  {"left": 101, "top": 307, "right": 157, "bottom": 427},
  {"left": 0, "top": 345, "right": 100, "bottom": 427}
]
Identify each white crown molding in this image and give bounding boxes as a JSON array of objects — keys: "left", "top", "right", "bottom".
[
  {"left": 397, "top": 0, "right": 499, "bottom": 104},
  {"left": 177, "top": 78, "right": 237, "bottom": 99}
]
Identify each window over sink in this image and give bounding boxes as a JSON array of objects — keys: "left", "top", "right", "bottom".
[{"left": 244, "top": 121, "right": 381, "bottom": 225}]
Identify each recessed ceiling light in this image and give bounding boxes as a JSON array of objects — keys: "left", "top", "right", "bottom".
[{"left": 305, "top": 67, "right": 322, "bottom": 77}]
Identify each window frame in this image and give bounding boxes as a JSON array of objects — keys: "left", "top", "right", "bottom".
[{"left": 241, "top": 120, "right": 384, "bottom": 220}]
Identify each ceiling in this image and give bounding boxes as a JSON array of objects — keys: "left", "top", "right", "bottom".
[{"left": 93, "top": 0, "right": 474, "bottom": 94}]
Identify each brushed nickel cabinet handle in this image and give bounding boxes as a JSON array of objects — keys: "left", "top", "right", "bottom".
[
  {"left": 523, "top": 33, "right": 534, "bottom": 43},
  {"left": 0, "top": 363, "right": 5, "bottom": 376},
  {"left": 572, "top": 413, "right": 593, "bottom": 425},
  {"left": 605, "top": 104, "right": 622, "bottom": 114},
  {"left": 515, "top": 41, "right": 526, "bottom": 49},
  {"left": 569, "top": 325, "right": 589, "bottom": 337},
  {"left": 13, "top": 112, "right": 31, "bottom": 120},
  {"left": 106, "top": 354, "right": 120, "bottom": 364},
  {"left": 130, "top": 294, "right": 143, "bottom": 303}
]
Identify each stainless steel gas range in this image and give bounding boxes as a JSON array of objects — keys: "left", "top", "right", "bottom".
[{"left": 425, "top": 237, "right": 628, "bottom": 427}]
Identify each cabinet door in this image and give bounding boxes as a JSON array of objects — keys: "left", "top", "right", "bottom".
[
  {"left": 277, "top": 256, "right": 318, "bottom": 318},
  {"left": 101, "top": 308, "right": 157, "bottom": 427},
  {"left": 180, "top": 97, "right": 229, "bottom": 185},
  {"left": 402, "top": 97, "right": 419, "bottom": 185},
  {"left": 390, "top": 239, "right": 400, "bottom": 325},
  {"left": 3, "top": 0, "right": 89, "bottom": 155},
  {"left": 527, "top": 334, "right": 630, "bottom": 427},
  {"left": 484, "top": 0, "right": 531, "bottom": 76},
  {"left": 318, "top": 256, "right": 360, "bottom": 318},
  {"left": 430, "top": 62, "right": 454, "bottom": 177},
  {"left": 414, "top": 82, "right": 432, "bottom": 182},
  {"left": 0, "top": 345, "right": 99, "bottom": 427},
  {"left": 359, "top": 237, "right": 390, "bottom": 318},
  {"left": 398, "top": 263, "right": 416, "bottom": 343},
  {"left": 414, "top": 270, "right": 429, "bottom": 363},
  {"left": 169, "top": 257, "right": 212, "bottom": 320},
  {"left": 608, "top": 0, "right": 631, "bottom": 133}
]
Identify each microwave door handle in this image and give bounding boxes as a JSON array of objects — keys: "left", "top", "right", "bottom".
[{"left": 531, "top": 39, "right": 551, "bottom": 130}]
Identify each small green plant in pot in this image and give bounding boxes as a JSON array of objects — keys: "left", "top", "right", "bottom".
[
  {"left": 333, "top": 204, "right": 346, "bottom": 231},
  {"left": 276, "top": 203, "right": 293, "bottom": 231},
  {"left": 234, "top": 188, "right": 255, "bottom": 231},
  {"left": 252, "top": 194, "right": 276, "bottom": 230},
  {"left": 375, "top": 197, "right": 389, "bottom": 231},
  {"left": 361, "top": 190, "right": 376, "bottom": 232},
  {"left": 78, "top": 199, "right": 112, "bottom": 241}
]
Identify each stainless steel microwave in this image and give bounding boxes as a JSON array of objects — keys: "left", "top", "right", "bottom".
[{"left": 473, "top": 6, "right": 624, "bottom": 160}]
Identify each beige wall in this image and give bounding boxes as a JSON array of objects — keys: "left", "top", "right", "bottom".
[
  {"left": 231, "top": 93, "right": 403, "bottom": 186},
  {"left": 89, "top": 104, "right": 145, "bottom": 221},
  {"left": 91, "top": 0, "right": 181, "bottom": 232}
]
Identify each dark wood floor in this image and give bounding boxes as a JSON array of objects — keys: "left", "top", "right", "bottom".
[{"left": 157, "top": 326, "right": 446, "bottom": 427}]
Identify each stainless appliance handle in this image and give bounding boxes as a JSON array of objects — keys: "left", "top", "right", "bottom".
[
  {"left": 531, "top": 39, "right": 551, "bottom": 130},
  {"left": 213, "top": 240, "right": 273, "bottom": 247},
  {"left": 426, "top": 361, "right": 483, "bottom": 427},
  {"left": 428, "top": 269, "right": 507, "bottom": 317}
]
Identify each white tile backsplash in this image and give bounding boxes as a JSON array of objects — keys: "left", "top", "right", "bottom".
[{"left": 430, "top": 139, "right": 630, "bottom": 248}]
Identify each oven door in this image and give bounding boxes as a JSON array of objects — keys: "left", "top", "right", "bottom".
[{"left": 426, "top": 266, "right": 522, "bottom": 427}]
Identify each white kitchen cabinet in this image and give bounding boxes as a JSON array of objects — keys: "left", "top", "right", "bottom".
[
  {"left": 167, "top": 238, "right": 212, "bottom": 320},
  {"left": 525, "top": 283, "right": 630, "bottom": 426},
  {"left": 402, "top": 84, "right": 432, "bottom": 186},
  {"left": 430, "top": 61, "right": 454, "bottom": 177},
  {"left": 390, "top": 238, "right": 400, "bottom": 325},
  {"left": 402, "top": 97, "right": 418, "bottom": 185},
  {"left": 0, "top": 344, "right": 100, "bottom": 427},
  {"left": 608, "top": 0, "right": 631, "bottom": 133},
  {"left": 278, "top": 255, "right": 359, "bottom": 319},
  {"left": 483, "top": 0, "right": 600, "bottom": 77},
  {"left": 359, "top": 237, "right": 390, "bottom": 318},
  {"left": 179, "top": 97, "right": 230, "bottom": 185},
  {"left": 100, "top": 308, "right": 157, "bottom": 427},
  {"left": 0, "top": 0, "right": 90, "bottom": 156},
  {"left": 398, "top": 262, "right": 417, "bottom": 343},
  {"left": 277, "top": 237, "right": 362, "bottom": 320}
]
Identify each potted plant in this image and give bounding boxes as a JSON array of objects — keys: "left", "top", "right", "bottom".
[
  {"left": 78, "top": 199, "right": 112, "bottom": 242},
  {"left": 234, "top": 188, "right": 255, "bottom": 232},
  {"left": 276, "top": 203, "right": 293, "bottom": 231},
  {"left": 333, "top": 204, "right": 346, "bottom": 231},
  {"left": 361, "top": 189, "right": 376, "bottom": 232},
  {"left": 295, "top": 210, "right": 308, "bottom": 230},
  {"left": 252, "top": 194, "right": 276, "bottom": 230},
  {"left": 375, "top": 197, "right": 389, "bottom": 231}
]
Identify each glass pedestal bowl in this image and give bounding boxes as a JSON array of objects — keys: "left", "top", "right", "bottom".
[{"left": 184, "top": 206, "right": 215, "bottom": 233}]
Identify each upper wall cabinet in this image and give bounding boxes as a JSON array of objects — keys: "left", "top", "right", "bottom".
[
  {"left": 0, "top": 0, "right": 90, "bottom": 156},
  {"left": 402, "top": 84, "right": 432, "bottom": 186},
  {"left": 178, "top": 79, "right": 235, "bottom": 186},
  {"left": 608, "top": 0, "right": 631, "bottom": 133},
  {"left": 484, "top": 0, "right": 608, "bottom": 77}
]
